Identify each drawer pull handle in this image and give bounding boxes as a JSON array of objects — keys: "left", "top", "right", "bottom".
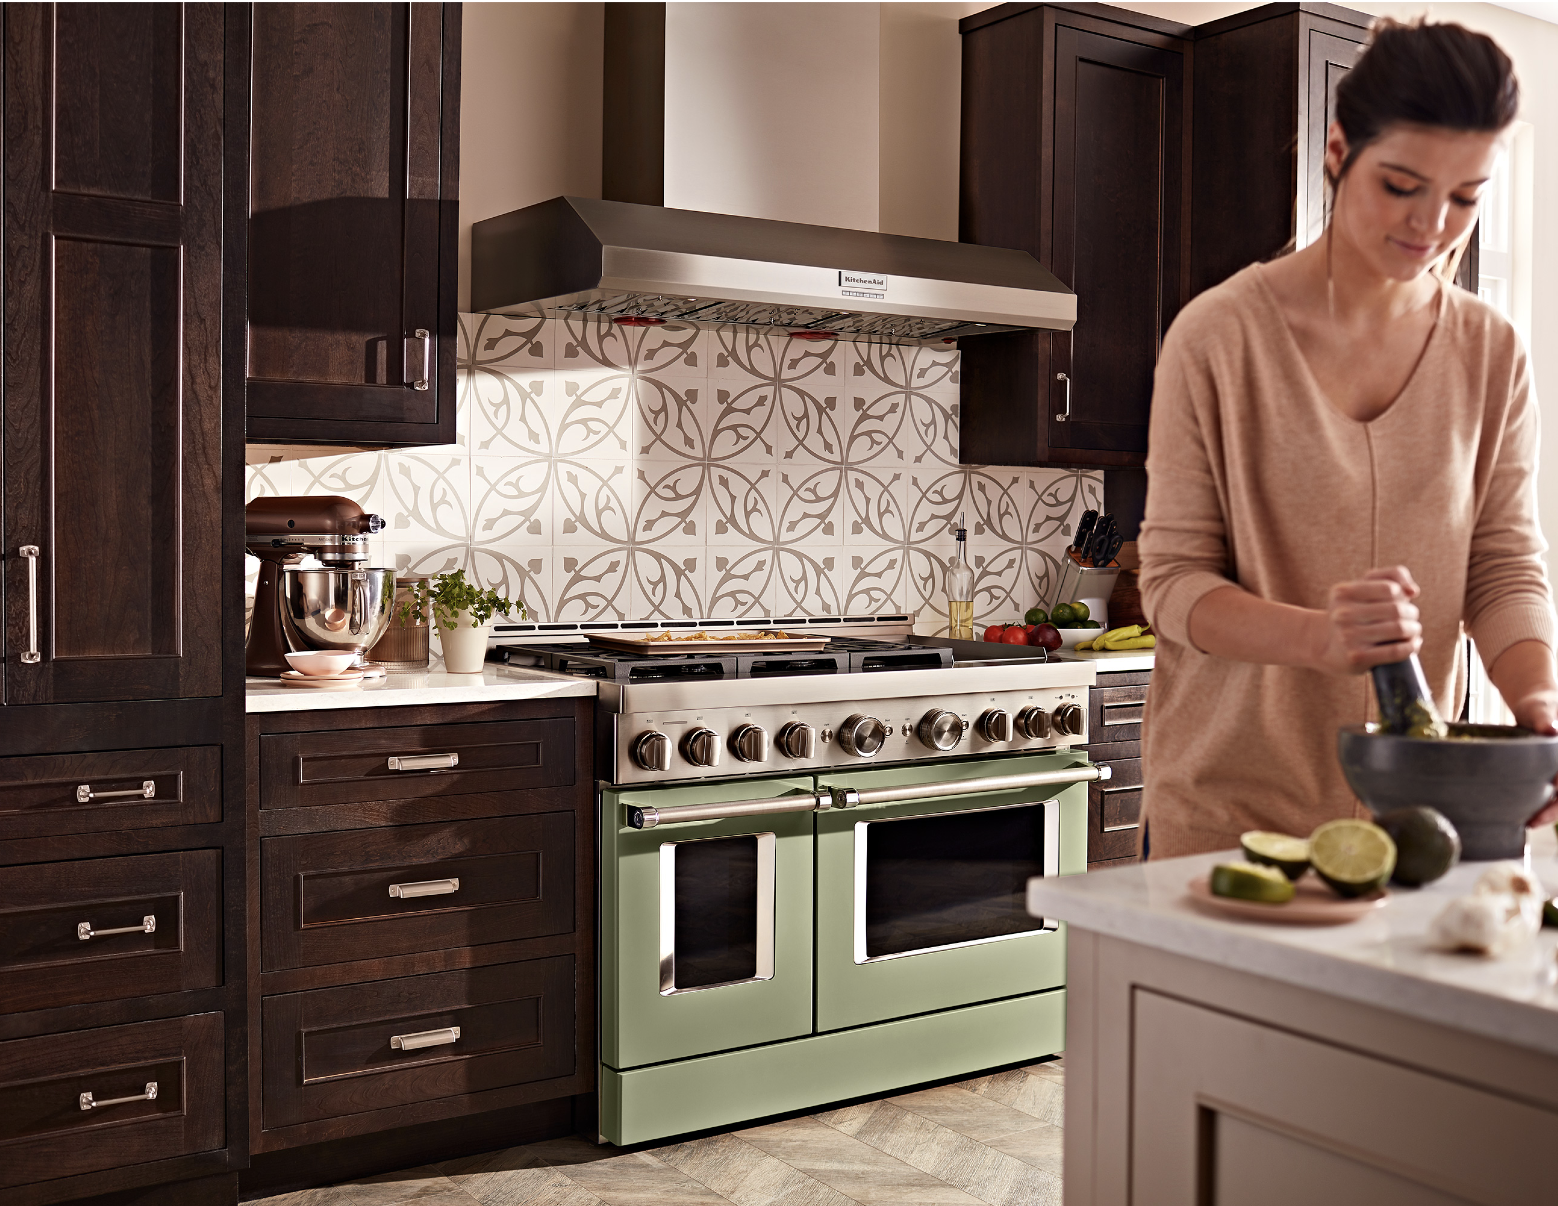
[
  {"left": 390, "top": 1026, "right": 460, "bottom": 1051},
  {"left": 79, "top": 1082, "right": 157, "bottom": 1111},
  {"left": 386, "top": 753, "right": 459, "bottom": 772},
  {"left": 389, "top": 877, "right": 460, "bottom": 899},
  {"left": 20, "top": 545, "right": 40, "bottom": 664},
  {"left": 75, "top": 780, "right": 156, "bottom": 804},
  {"left": 78, "top": 915, "right": 156, "bottom": 941}
]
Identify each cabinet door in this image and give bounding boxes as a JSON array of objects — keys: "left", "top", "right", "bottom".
[
  {"left": 3, "top": 3, "right": 224, "bottom": 705},
  {"left": 245, "top": 2, "right": 460, "bottom": 448},
  {"left": 1046, "top": 24, "right": 1187, "bottom": 466},
  {"left": 1299, "top": 30, "right": 1366, "bottom": 249}
]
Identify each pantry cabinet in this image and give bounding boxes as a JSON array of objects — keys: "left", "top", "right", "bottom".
[
  {"left": 244, "top": 1, "right": 462, "bottom": 448},
  {"left": 959, "top": 3, "right": 1192, "bottom": 470}
]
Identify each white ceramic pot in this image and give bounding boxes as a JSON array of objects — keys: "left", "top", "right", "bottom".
[{"left": 437, "top": 611, "right": 489, "bottom": 674}]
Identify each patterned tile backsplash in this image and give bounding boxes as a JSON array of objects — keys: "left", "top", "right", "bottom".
[{"left": 245, "top": 314, "right": 1102, "bottom": 633}]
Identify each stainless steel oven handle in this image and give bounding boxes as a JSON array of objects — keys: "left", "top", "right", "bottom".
[{"left": 626, "top": 764, "right": 1109, "bottom": 829}]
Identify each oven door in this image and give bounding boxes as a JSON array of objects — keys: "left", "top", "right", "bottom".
[
  {"left": 814, "top": 752, "right": 1087, "bottom": 1032},
  {"left": 600, "top": 776, "right": 815, "bottom": 1070}
]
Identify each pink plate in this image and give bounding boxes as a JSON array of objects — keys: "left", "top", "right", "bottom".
[{"left": 1187, "top": 873, "right": 1390, "bottom": 925}]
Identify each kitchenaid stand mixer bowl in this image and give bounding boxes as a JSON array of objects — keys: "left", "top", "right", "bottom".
[{"left": 281, "top": 567, "right": 395, "bottom": 668}]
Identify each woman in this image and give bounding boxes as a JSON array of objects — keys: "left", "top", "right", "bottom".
[{"left": 1137, "top": 18, "right": 1558, "bottom": 859}]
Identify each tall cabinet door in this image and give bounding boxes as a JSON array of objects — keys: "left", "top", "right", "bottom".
[
  {"left": 3, "top": 3, "right": 224, "bottom": 705},
  {"left": 244, "top": 2, "right": 460, "bottom": 448}
]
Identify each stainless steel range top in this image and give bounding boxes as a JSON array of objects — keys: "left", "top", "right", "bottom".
[{"left": 489, "top": 616, "right": 1096, "bottom": 785}]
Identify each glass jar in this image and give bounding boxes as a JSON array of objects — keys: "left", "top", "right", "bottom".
[{"left": 366, "top": 577, "right": 431, "bottom": 670}]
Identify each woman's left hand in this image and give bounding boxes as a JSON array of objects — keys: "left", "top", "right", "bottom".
[{"left": 1511, "top": 689, "right": 1558, "bottom": 827}]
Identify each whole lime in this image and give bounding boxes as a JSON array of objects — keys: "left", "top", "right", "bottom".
[
  {"left": 1051, "top": 602, "right": 1076, "bottom": 626},
  {"left": 1024, "top": 606, "right": 1049, "bottom": 626},
  {"left": 1375, "top": 807, "right": 1460, "bottom": 888},
  {"left": 1070, "top": 601, "right": 1090, "bottom": 622}
]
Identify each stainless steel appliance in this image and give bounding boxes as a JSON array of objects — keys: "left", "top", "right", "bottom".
[
  {"left": 491, "top": 616, "right": 1101, "bottom": 1146},
  {"left": 280, "top": 566, "right": 395, "bottom": 669}
]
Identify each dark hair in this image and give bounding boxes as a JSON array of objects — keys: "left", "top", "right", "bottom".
[{"left": 1331, "top": 18, "right": 1519, "bottom": 187}]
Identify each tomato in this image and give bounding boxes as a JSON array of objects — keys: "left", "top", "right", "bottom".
[
  {"left": 1031, "top": 623, "right": 1063, "bottom": 651},
  {"left": 982, "top": 624, "right": 1007, "bottom": 643},
  {"left": 1001, "top": 625, "right": 1030, "bottom": 645}
]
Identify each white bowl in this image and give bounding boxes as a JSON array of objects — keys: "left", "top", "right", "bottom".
[
  {"left": 284, "top": 650, "right": 359, "bottom": 677},
  {"left": 1056, "top": 627, "right": 1101, "bottom": 649}
]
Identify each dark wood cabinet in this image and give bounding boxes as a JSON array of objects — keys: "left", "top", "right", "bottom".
[
  {"left": 959, "top": 3, "right": 1192, "bottom": 469},
  {"left": 244, "top": 2, "right": 462, "bottom": 448},
  {"left": 4, "top": 2, "right": 225, "bottom": 705},
  {"left": 1083, "top": 669, "right": 1147, "bottom": 869}
]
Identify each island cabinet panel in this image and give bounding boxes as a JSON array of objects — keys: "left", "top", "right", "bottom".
[
  {"left": 3, "top": 2, "right": 224, "bottom": 705},
  {"left": 261, "top": 813, "right": 575, "bottom": 971},
  {"left": 0, "top": 1013, "right": 224, "bottom": 1191},
  {"left": 958, "top": 4, "right": 1190, "bottom": 469},
  {"left": 1132, "top": 990, "right": 1558, "bottom": 1205},
  {"left": 260, "top": 957, "right": 576, "bottom": 1133},
  {"left": 245, "top": 1, "right": 461, "bottom": 448}
]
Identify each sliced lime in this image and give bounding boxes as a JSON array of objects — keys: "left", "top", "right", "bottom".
[
  {"left": 1210, "top": 861, "right": 1296, "bottom": 904},
  {"left": 1240, "top": 831, "right": 1310, "bottom": 880},
  {"left": 1310, "top": 819, "right": 1396, "bottom": 898}
]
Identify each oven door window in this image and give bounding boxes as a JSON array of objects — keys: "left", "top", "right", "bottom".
[
  {"left": 660, "top": 832, "right": 776, "bottom": 994},
  {"left": 855, "top": 800, "right": 1059, "bottom": 963}
]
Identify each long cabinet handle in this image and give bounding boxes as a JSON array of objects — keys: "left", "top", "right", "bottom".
[
  {"left": 406, "top": 328, "right": 431, "bottom": 391},
  {"left": 20, "top": 545, "right": 40, "bottom": 664},
  {"left": 387, "top": 752, "right": 459, "bottom": 772},
  {"left": 76, "top": 780, "right": 156, "bottom": 804},
  {"left": 78, "top": 915, "right": 156, "bottom": 941},
  {"left": 391, "top": 1025, "right": 460, "bottom": 1051},
  {"left": 80, "top": 1082, "right": 157, "bottom": 1111},
  {"left": 1055, "top": 372, "right": 1071, "bottom": 423},
  {"left": 389, "top": 877, "right": 459, "bottom": 899},
  {"left": 627, "top": 764, "right": 1110, "bottom": 829}
]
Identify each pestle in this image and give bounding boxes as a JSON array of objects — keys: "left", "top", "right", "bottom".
[{"left": 1371, "top": 654, "right": 1448, "bottom": 738}]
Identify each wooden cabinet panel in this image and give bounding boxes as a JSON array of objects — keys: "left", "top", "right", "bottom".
[
  {"left": 1089, "top": 685, "right": 1146, "bottom": 745},
  {"left": 261, "top": 813, "right": 574, "bottom": 971},
  {"left": 1086, "top": 752, "right": 1141, "bottom": 865},
  {"left": 0, "top": 1013, "right": 224, "bottom": 1190},
  {"left": 261, "top": 957, "right": 576, "bottom": 1130},
  {"left": 245, "top": 1, "right": 460, "bottom": 447},
  {"left": 0, "top": 850, "right": 221, "bottom": 1013},
  {"left": 3, "top": 2, "right": 223, "bottom": 705},
  {"left": 260, "top": 717, "right": 575, "bottom": 810},
  {"left": 0, "top": 745, "right": 220, "bottom": 841}
]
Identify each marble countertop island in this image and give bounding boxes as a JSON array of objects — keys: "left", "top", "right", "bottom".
[
  {"left": 246, "top": 665, "right": 597, "bottom": 712},
  {"left": 1030, "top": 826, "right": 1558, "bottom": 1058}
]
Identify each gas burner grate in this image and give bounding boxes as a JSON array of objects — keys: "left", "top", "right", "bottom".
[{"left": 490, "top": 637, "right": 952, "bottom": 683}]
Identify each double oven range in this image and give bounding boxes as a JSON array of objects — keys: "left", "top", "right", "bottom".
[{"left": 493, "top": 617, "right": 1101, "bottom": 1146}]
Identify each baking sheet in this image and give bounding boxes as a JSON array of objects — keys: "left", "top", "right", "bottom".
[{"left": 586, "top": 632, "right": 831, "bottom": 655}]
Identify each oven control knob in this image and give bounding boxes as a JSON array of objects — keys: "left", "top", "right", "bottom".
[
  {"left": 978, "top": 708, "right": 1013, "bottom": 743},
  {"left": 776, "top": 721, "right": 816, "bottom": 760},
  {"left": 631, "top": 731, "right": 673, "bottom": 772},
  {"left": 730, "top": 724, "right": 770, "bottom": 763},
  {"left": 916, "top": 709, "right": 966, "bottom": 751},
  {"left": 1054, "top": 703, "right": 1086, "bottom": 737},
  {"left": 681, "top": 728, "right": 723, "bottom": 768},
  {"left": 838, "top": 714, "right": 889, "bottom": 759},
  {"left": 1016, "top": 706, "right": 1052, "bottom": 740}
]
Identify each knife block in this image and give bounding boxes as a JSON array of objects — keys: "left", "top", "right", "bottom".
[{"left": 1050, "top": 554, "right": 1120, "bottom": 621}]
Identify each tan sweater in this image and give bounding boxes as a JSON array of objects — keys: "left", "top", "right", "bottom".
[{"left": 1138, "top": 265, "right": 1555, "bottom": 858}]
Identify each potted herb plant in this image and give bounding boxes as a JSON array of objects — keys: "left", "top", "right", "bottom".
[{"left": 403, "top": 570, "right": 525, "bottom": 674}]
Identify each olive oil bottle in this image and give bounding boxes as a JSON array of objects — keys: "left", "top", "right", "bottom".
[{"left": 946, "top": 514, "right": 975, "bottom": 639}]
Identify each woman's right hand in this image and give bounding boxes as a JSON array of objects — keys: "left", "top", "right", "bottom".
[{"left": 1312, "top": 566, "right": 1423, "bottom": 676}]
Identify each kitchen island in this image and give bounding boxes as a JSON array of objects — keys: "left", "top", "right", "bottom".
[{"left": 1030, "top": 829, "right": 1558, "bottom": 1205}]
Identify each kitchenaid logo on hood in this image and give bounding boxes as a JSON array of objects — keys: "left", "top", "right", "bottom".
[{"left": 838, "top": 270, "right": 887, "bottom": 300}]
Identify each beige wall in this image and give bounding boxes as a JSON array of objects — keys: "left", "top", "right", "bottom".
[{"left": 457, "top": 1, "right": 603, "bottom": 310}]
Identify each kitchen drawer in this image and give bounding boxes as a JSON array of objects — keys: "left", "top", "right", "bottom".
[
  {"left": 0, "top": 1012, "right": 223, "bottom": 1189},
  {"left": 1089, "top": 684, "right": 1147, "bottom": 744},
  {"left": 1087, "top": 756, "right": 1142, "bottom": 864},
  {"left": 261, "top": 956, "right": 576, "bottom": 1130},
  {"left": 0, "top": 850, "right": 221, "bottom": 1013},
  {"left": 260, "top": 718, "right": 575, "bottom": 810},
  {"left": 0, "top": 746, "right": 220, "bottom": 842},
  {"left": 261, "top": 813, "right": 574, "bottom": 971}
]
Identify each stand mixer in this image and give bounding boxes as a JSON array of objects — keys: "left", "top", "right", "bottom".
[{"left": 245, "top": 496, "right": 391, "bottom": 676}]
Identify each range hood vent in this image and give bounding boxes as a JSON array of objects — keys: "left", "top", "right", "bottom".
[{"left": 471, "top": 197, "right": 1076, "bottom": 345}]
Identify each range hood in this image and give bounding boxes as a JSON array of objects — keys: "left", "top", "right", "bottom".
[{"left": 470, "top": 197, "right": 1076, "bottom": 345}]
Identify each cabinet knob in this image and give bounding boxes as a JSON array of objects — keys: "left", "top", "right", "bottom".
[{"left": 682, "top": 728, "right": 723, "bottom": 768}]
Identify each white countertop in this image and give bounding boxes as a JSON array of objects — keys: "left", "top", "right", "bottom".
[
  {"left": 246, "top": 665, "right": 597, "bottom": 712},
  {"left": 1028, "top": 827, "right": 1558, "bottom": 1058},
  {"left": 1053, "top": 648, "right": 1155, "bottom": 672}
]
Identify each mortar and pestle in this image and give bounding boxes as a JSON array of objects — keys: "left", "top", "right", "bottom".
[{"left": 1336, "top": 655, "right": 1558, "bottom": 859}]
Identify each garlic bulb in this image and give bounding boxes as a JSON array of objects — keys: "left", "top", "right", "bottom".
[
  {"left": 1474, "top": 863, "right": 1545, "bottom": 936},
  {"left": 1429, "top": 895, "right": 1521, "bottom": 954}
]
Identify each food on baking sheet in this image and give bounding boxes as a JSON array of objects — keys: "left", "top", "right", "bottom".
[{"left": 642, "top": 629, "right": 796, "bottom": 642}]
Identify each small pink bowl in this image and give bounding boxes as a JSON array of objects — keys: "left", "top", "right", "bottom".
[{"left": 284, "top": 650, "right": 358, "bottom": 677}]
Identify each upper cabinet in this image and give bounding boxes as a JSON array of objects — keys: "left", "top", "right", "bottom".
[
  {"left": 958, "top": 3, "right": 1192, "bottom": 470},
  {"left": 244, "top": 2, "right": 461, "bottom": 449},
  {"left": 3, "top": 3, "right": 225, "bottom": 705}
]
